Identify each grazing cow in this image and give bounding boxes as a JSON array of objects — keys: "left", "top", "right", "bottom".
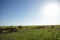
[
  {"left": 0, "top": 28, "right": 11, "bottom": 33},
  {"left": 0, "top": 28, "right": 3, "bottom": 33},
  {"left": 3, "top": 28, "right": 10, "bottom": 31}
]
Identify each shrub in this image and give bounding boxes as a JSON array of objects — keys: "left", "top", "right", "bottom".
[
  {"left": 18, "top": 25, "right": 23, "bottom": 29},
  {"left": 51, "top": 26, "right": 54, "bottom": 28}
]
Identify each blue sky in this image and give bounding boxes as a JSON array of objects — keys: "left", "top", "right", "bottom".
[{"left": 0, "top": 0, "right": 60, "bottom": 26}]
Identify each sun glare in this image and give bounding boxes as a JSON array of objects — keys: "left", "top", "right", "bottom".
[
  {"left": 42, "top": 2, "right": 59, "bottom": 18},
  {"left": 41, "top": 1, "right": 59, "bottom": 25}
]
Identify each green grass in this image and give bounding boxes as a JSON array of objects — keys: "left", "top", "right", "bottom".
[{"left": 0, "top": 25, "right": 60, "bottom": 40}]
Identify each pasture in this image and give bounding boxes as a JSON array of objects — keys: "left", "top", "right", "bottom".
[{"left": 0, "top": 25, "right": 60, "bottom": 40}]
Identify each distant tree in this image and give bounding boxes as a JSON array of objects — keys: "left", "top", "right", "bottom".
[
  {"left": 11, "top": 25, "right": 13, "bottom": 28},
  {"left": 18, "top": 25, "right": 22, "bottom": 29}
]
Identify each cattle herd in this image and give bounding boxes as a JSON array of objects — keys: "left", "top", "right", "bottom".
[
  {"left": 0, "top": 27, "right": 18, "bottom": 33},
  {"left": 0, "top": 25, "right": 22, "bottom": 33},
  {"left": 0, "top": 25, "right": 54, "bottom": 33}
]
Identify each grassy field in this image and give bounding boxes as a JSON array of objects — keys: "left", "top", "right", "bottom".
[{"left": 0, "top": 25, "right": 60, "bottom": 40}]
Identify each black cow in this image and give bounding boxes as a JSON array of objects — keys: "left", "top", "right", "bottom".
[{"left": 0, "top": 28, "right": 3, "bottom": 33}]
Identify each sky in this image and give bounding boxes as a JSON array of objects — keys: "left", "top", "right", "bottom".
[{"left": 0, "top": 0, "right": 60, "bottom": 26}]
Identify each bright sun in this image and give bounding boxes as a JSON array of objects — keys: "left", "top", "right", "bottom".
[
  {"left": 41, "top": 1, "right": 59, "bottom": 25},
  {"left": 42, "top": 2, "right": 59, "bottom": 19}
]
